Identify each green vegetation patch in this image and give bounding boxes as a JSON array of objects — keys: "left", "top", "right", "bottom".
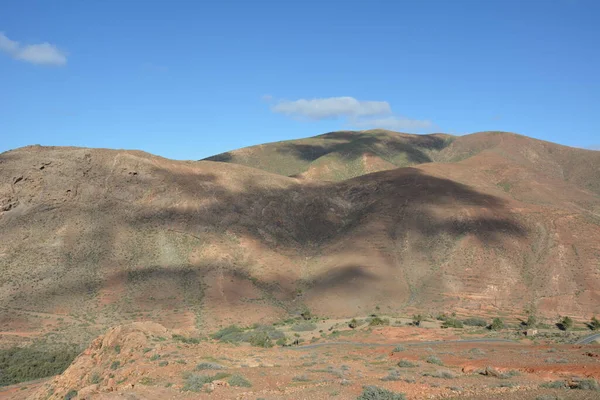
[
  {"left": 0, "top": 344, "right": 79, "bottom": 387},
  {"left": 211, "top": 324, "right": 285, "bottom": 348},
  {"left": 357, "top": 385, "right": 406, "bottom": 400}
]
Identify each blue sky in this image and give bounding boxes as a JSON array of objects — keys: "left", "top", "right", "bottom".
[{"left": 1, "top": 0, "right": 599, "bottom": 160}]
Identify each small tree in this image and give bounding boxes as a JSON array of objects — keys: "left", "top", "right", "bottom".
[
  {"left": 349, "top": 318, "right": 358, "bottom": 329},
  {"left": 559, "top": 316, "right": 573, "bottom": 331},
  {"left": 525, "top": 314, "right": 537, "bottom": 328},
  {"left": 590, "top": 316, "right": 600, "bottom": 331},
  {"left": 490, "top": 317, "right": 504, "bottom": 331},
  {"left": 412, "top": 314, "right": 423, "bottom": 326}
]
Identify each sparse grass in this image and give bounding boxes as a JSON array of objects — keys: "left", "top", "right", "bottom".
[
  {"left": 211, "top": 324, "right": 283, "bottom": 347},
  {"left": 158, "top": 360, "right": 169, "bottom": 367},
  {"left": 292, "top": 374, "right": 310, "bottom": 382},
  {"left": 182, "top": 372, "right": 230, "bottom": 392},
  {"left": 422, "top": 370, "right": 455, "bottom": 379},
  {"left": 291, "top": 322, "right": 317, "bottom": 332},
  {"left": 150, "top": 354, "right": 160, "bottom": 361},
  {"left": 441, "top": 318, "right": 463, "bottom": 328},
  {"left": 172, "top": 334, "right": 201, "bottom": 344},
  {"left": 196, "top": 362, "right": 224, "bottom": 370},
  {"left": 463, "top": 318, "right": 487, "bottom": 327},
  {"left": 535, "top": 395, "right": 563, "bottom": 400},
  {"left": 426, "top": 355, "right": 443, "bottom": 366},
  {"left": 228, "top": 374, "right": 252, "bottom": 387},
  {"left": 574, "top": 378, "right": 600, "bottom": 390},
  {"left": 368, "top": 317, "right": 390, "bottom": 327},
  {"left": 110, "top": 361, "right": 120, "bottom": 370},
  {"left": 540, "top": 380, "right": 566, "bottom": 389},
  {"left": 357, "top": 385, "right": 406, "bottom": 400},
  {"left": 397, "top": 359, "right": 417, "bottom": 368},
  {"left": 381, "top": 369, "right": 402, "bottom": 381},
  {"left": 89, "top": 372, "right": 101, "bottom": 384},
  {"left": 64, "top": 389, "right": 78, "bottom": 400},
  {"left": 392, "top": 345, "right": 405, "bottom": 352}
]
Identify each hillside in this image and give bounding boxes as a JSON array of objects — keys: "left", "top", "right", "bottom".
[
  {"left": 204, "top": 130, "right": 600, "bottom": 197},
  {"left": 1, "top": 133, "right": 600, "bottom": 351},
  {"left": 203, "top": 129, "right": 454, "bottom": 181}
]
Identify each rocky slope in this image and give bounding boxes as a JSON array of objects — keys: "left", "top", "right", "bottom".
[{"left": 1, "top": 131, "right": 599, "bottom": 348}]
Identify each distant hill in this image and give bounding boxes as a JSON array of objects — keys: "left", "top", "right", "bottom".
[
  {"left": 204, "top": 130, "right": 600, "bottom": 196},
  {"left": 1, "top": 131, "right": 599, "bottom": 349}
]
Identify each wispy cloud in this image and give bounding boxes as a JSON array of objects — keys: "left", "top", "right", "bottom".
[
  {"left": 0, "top": 32, "right": 67, "bottom": 66},
  {"left": 271, "top": 96, "right": 391, "bottom": 120},
  {"left": 269, "top": 96, "right": 435, "bottom": 133},
  {"left": 587, "top": 145, "right": 600, "bottom": 151}
]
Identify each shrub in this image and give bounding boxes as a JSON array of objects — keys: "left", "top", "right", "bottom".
[
  {"left": 211, "top": 325, "right": 243, "bottom": 341},
  {"left": 349, "top": 318, "right": 358, "bottom": 329},
  {"left": 412, "top": 314, "right": 423, "bottom": 326},
  {"left": 525, "top": 314, "right": 537, "bottom": 328},
  {"left": 291, "top": 322, "right": 317, "bottom": 332},
  {"left": 463, "top": 318, "right": 487, "bottom": 327},
  {"left": 182, "top": 372, "right": 230, "bottom": 392},
  {"left": 490, "top": 318, "right": 504, "bottom": 330},
  {"left": 381, "top": 369, "right": 401, "bottom": 381},
  {"left": 276, "top": 337, "right": 287, "bottom": 346},
  {"left": 539, "top": 380, "right": 566, "bottom": 389},
  {"left": 248, "top": 331, "right": 273, "bottom": 348},
  {"left": 590, "top": 316, "right": 600, "bottom": 330},
  {"left": 292, "top": 374, "right": 310, "bottom": 382},
  {"left": 574, "top": 378, "right": 600, "bottom": 390},
  {"left": 64, "top": 390, "right": 78, "bottom": 400},
  {"left": 368, "top": 317, "right": 390, "bottom": 327},
  {"left": 558, "top": 316, "right": 573, "bottom": 331},
  {"left": 110, "top": 361, "right": 120, "bottom": 370},
  {"left": 397, "top": 359, "right": 417, "bottom": 368},
  {"left": 172, "top": 334, "right": 201, "bottom": 344},
  {"left": 357, "top": 385, "right": 406, "bottom": 400},
  {"left": 441, "top": 318, "right": 463, "bottom": 329},
  {"left": 228, "top": 374, "right": 252, "bottom": 387},
  {"left": 158, "top": 361, "right": 169, "bottom": 367},
  {"left": 196, "top": 362, "right": 224, "bottom": 370},
  {"left": 422, "top": 370, "right": 455, "bottom": 379},
  {"left": 392, "top": 345, "right": 405, "bottom": 353},
  {"left": 89, "top": 372, "right": 102, "bottom": 384},
  {"left": 0, "top": 345, "right": 79, "bottom": 387},
  {"left": 426, "top": 355, "right": 443, "bottom": 366}
]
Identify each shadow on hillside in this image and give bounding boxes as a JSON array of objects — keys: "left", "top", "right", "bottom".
[
  {"left": 275, "top": 132, "right": 449, "bottom": 165},
  {"left": 202, "top": 131, "right": 451, "bottom": 167}
]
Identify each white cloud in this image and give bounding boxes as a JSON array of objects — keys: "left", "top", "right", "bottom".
[
  {"left": 271, "top": 96, "right": 391, "bottom": 120},
  {"left": 587, "top": 145, "right": 600, "bottom": 151},
  {"left": 269, "top": 95, "right": 436, "bottom": 132},
  {"left": 351, "top": 116, "right": 435, "bottom": 132},
  {"left": 0, "top": 32, "right": 67, "bottom": 66}
]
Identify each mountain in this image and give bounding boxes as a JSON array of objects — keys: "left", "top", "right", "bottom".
[{"left": 1, "top": 131, "right": 600, "bottom": 348}]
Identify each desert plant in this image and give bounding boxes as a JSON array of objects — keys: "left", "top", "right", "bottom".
[
  {"left": 441, "top": 318, "right": 463, "bottom": 328},
  {"left": 539, "top": 380, "right": 566, "bottom": 389},
  {"left": 490, "top": 317, "right": 504, "bottom": 330},
  {"left": 64, "top": 390, "right": 78, "bottom": 400},
  {"left": 463, "top": 317, "right": 487, "bottom": 327},
  {"left": 368, "top": 317, "right": 390, "bottom": 327},
  {"left": 412, "top": 314, "right": 423, "bottom": 326},
  {"left": 196, "top": 362, "right": 224, "bottom": 370},
  {"left": 357, "top": 385, "right": 406, "bottom": 400},
  {"left": 292, "top": 374, "right": 310, "bottom": 382},
  {"left": 392, "top": 345, "right": 405, "bottom": 353},
  {"left": 182, "top": 372, "right": 230, "bottom": 392},
  {"left": 590, "top": 316, "right": 600, "bottom": 330},
  {"left": 381, "top": 369, "right": 401, "bottom": 381},
  {"left": 228, "top": 374, "right": 252, "bottom": 387},
  {"left": 349, "top": 318, "right": 358, "bottom": 329},
  {"left": 110, "top": 361, "right": 120, "bottom": 370},
  {"left": 558, "top": 316, "right": 573, "bottom": 331},
  {"left": 89, "top": 372, "right": 101, "bottom": 384},
  {"left": 426, "top": 355, "right": 443, "bottom": 366},
  {"left": 397, "top": 359, "right": 417, "bottom": 368},
  {"left": 158, "top": 361, "right": 169, "bottom": 367},
  {"left": 422, "top": 370, "right": 455, "bottom": 379},
  {"left": 525, "top": 314, "right": 537, "bottom": 328},
  {"left": 574, "top": 378, "right": 600, "bottom": 390},
  {"left": 291, "top": 322, "right": 317, "bottom": 332}
]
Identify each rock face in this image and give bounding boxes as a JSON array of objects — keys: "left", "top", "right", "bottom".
[{"left": 29, "top": 322, "right": 170, "bottom": 400}]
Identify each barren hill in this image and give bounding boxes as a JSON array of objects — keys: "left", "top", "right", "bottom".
[{"left": 1, "top": 132, "right": 600, "bottom": 348}]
